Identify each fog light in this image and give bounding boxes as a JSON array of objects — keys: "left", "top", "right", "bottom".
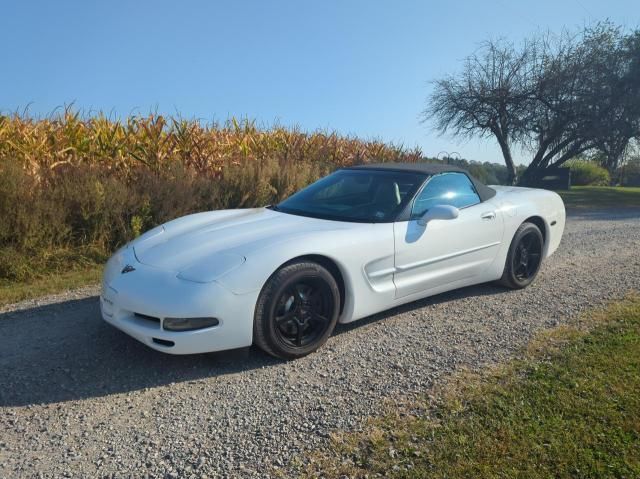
[{"left": 163, "top": 317, "right": 219, "bottom": 331}]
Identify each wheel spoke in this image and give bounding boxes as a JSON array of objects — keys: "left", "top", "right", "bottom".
[
  {"left": 528, "top": 253, "right": 541, "bottom": 275},
  {"left": 294, "top": 284, "right": 308, "bottom": 301},
  {"left": 515, "top": 247, "right": 527, "bottom": 268},
  {"left": 295, "top": 322, "right": 303, "bottom": 346},
  {"left": 271, "top": 276, "right": 335, "bottom": 350},
  {"left": 275, "top": 310, "right": 296, "bottom": 324},
  {"left": 523, "top": 235, "right": 534, "bottom": 250},
  {"left": 280, "top": 288, "right": 297, "bottom": 308},
  {"left": 525, "top": 263, "right": 533, "bottom": 277}
]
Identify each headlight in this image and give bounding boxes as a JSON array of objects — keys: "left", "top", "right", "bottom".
[
  {"left": 177, "top": 253, "right": 245, "bottom": 283},
  {"left": 163, "top": 317, "right": 219, "bottom": 331}
]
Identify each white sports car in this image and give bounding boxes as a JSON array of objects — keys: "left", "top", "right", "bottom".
[{"left": 101, "top": 163, "right": 565, "bottom": 359}]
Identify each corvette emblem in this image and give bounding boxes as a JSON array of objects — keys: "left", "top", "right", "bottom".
[{"left": 121, "top": 264, "right": 136, "bottom": 274}]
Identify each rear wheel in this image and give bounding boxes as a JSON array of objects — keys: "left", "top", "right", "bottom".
[
  {"left": 499, "top": 222, "right": 544, "bottom": 289},
  {"left": 253, "top": 261, "right": 340, "bottom": 359}
]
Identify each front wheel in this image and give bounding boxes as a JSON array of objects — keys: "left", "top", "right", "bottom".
[
  {"left": 499, "top": 222, "right": 544, "bottom": 289},
  {"left": 253, "top": 261, "right": 340, "bottom": 359}
]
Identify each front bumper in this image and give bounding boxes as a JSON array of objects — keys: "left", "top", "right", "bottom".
[{"left": 100, "top": 247, "right": 259, "bottom": 354}]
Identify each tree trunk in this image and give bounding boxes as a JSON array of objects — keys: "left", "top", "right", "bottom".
[
  {"left": 496, "top": 136, "right": 517, "bottom": 185},
  {"left": 518, "top": 165, "right": 536, "bottom": 186},
  {"left": 606, "top": 151, "right": 619, "bottom": 185}
]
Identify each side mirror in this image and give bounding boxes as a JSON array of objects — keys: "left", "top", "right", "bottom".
[{"left": 417, "top": 204, "right": 459, "bottom": 226}]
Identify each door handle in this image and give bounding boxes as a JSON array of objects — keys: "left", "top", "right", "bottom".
[{"left": 481, "top": 211, "right": 496, "bottom": 220}]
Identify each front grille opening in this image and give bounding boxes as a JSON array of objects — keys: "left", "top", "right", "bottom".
[
  {"left": 152, "top": 338, "right": 175, "bottom": 347},
  {"left": 134, "top": 313, "right": 161, "bottom": 324}
]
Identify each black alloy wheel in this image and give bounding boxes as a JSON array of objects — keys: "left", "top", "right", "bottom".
[
  {"left": 500, "top": 222, "right": 544, "bottom": 289},
  {"left": 512, "top": 230, "right": 543, "bottom": 282},
  {"left": 273, "top": 279, "right": 334, "bottom": 348},
  {"left": 253, "top": 261, "right": 340, "bottom": 359}
]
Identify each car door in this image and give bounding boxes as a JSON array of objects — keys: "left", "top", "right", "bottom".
[{"left": 393, "top": 172, "right": 503, "bottom": 299}]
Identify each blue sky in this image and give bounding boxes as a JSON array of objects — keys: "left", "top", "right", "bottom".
[{"left": 1, "top": 1, "right": 637, "bottom": 164}]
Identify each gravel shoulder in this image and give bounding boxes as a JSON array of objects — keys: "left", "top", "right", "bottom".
[{"left": 1, "top": 208, "right": 639, "bottom": 478}]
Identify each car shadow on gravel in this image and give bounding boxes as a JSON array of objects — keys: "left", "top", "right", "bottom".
[
  {"left": 0, "top": 282, "right": 508, "bottom": 408},
  {"left": 333, "top": 282, "right": 507, "bottom": 336},
  {"left": 0, "top": 297, "right": 284, "bottom": 407}
]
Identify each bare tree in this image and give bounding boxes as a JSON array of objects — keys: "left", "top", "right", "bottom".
[
  {"left": 425, "top": 40, "right": 534, "bottom": 184},
  {"left": 593, "top": 30, "right": 640, "bottom": 174},
  {"left": 426, "top": 22, "right": 640, "bottom": 185},
  {"left": 519, "top": 30, "right": 598, "bottom": 181},
  {"left": 522, "top": 24, "right": 640, "bottom": 181}
]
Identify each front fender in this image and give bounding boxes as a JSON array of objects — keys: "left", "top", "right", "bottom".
[
  {"left": 215, "top": 223, "right": 396, "bottom": 322},
  {"left": 216, "top": 229, "right": 365, "bottom": 295}
]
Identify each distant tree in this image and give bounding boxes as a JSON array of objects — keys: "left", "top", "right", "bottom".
[
  {"left": 425, "top": 22, "right": 640, "bottom": 185},
  {"left": 425, "top": 40, "right": 534, "bottom": 184},
  {"left": 523, "top": 24, "right": 640, "bottom": 182},
  {"left": 593, "top": 30, "right": 640, "bottom": 174}
]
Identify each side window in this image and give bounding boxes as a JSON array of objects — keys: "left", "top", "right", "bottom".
[{"left": 411, "top": 173, "right": 481, "bottom": 219}]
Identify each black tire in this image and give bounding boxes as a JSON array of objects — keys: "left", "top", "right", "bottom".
[
  {"left": 253, "top": 260, "right": 340, "bottom": 359},
  {"left": 499, "top": 222, "right": 544, "bottom": 289}
]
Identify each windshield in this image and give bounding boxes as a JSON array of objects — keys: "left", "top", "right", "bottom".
[{"left": 274, "top": 169, "right": 426, "bottom": 222}]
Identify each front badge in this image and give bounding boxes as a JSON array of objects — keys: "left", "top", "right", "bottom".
[{"left": 121, "top": 264, "right": 136, "bottom": 274}]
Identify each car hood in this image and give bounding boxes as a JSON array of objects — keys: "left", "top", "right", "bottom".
[{"left": 132, "top": 207, "right": 351, "bottom": 272}]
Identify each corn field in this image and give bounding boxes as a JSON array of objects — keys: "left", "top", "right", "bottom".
[
  {"left": 0, "top": 110, "right": 422, "bottom": 177},
  {"left": 0, "top": 110, "right": 422, "bottom": 282}
]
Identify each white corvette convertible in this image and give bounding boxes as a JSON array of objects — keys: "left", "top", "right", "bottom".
[{"left": 101, "top": 163, "right": 565, "bottom": 359}]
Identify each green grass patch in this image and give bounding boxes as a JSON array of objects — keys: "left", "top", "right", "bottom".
[
  {"left": 0, "top": 265, "right": 102, "bottom": 307},
  {"left": 309, "top": 296, "right": 640, "bottom": 478},
  {"left": 557, "top": 186, "right": 640, "bottom": 209}
]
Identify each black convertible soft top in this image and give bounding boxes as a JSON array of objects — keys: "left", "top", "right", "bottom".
[{"left": 347, "top": 162, "right": 497, "bottom": 202}]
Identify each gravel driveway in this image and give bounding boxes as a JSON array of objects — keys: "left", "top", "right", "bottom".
[{"left": 1, "top": 208, "right": 639, "bottom": 478}]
